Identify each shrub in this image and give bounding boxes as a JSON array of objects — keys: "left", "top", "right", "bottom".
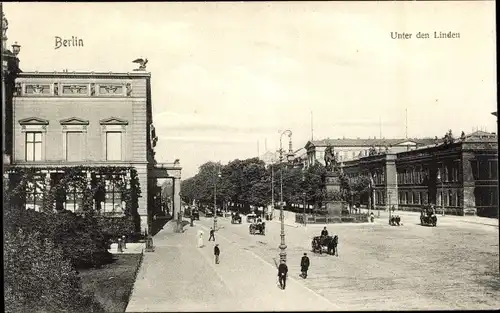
[
  {"left": 5, "top": 208, "right": 112, "bottom": 269},
  {"left": 48, "top": 211, "right": 112, "bottom": 268},
  {"left": 96, "top": 216, "right": 139, "bottom": 243},
  {"left": 4, "top": 229, "right": 104, "bottom": 313},
  {"left": 340, "top": 216, "right": 355, "bottom": 223}
]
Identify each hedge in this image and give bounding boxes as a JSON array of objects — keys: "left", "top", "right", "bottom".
[
  {"left": 4, "top": 229, "right": 104, "bottom": 313},
  {"left": 96, "top": 215, "right": 141, "bottom": 243},
  {"left": 4, "top": 207, "right": 113, "bottom": 269}
]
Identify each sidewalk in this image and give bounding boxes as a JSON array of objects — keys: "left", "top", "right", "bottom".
[
  {"left": 108, "top": 242, "right": 144, "bottom": 255},
  {"left": 126, "top": 220, "right": 336, "bottom": 312},
  {"left": 375, "top": 209, "right": 499, "bottom": 227}
]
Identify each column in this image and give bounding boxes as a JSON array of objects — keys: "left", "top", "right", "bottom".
[
  {"left": 44, "top": 171, "right": 52, "bottom": 212},
  {"left": 2, "top": 74, "right": 6, "bottom": 164},
  {"left": 461, "top": 151, "right": 476, "bottom": 216},
  {"left": 3, "top": 171, "right": 9, "bottom": 192},
  {"left": 173, "top": 176, "right": 181, "bottom": 219},
  {"left": 385, "top": 155, "right": 399, "bottom": 210}
]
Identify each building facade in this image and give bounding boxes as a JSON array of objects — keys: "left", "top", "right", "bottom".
[
  {"left": 342, "top": 131, "right": 498, "bottom": 217},
  {"left": 4, "top": 71, "right": 182, "bottom": 233},
  {"left": 2, "top": 9, "right": 22, "bottom": 165},
  {"left": 305, "top": 137, "right": 437, "bottom": 168}
]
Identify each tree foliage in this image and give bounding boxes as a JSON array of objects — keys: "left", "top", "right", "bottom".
[{"left": 181, "top": 157, "right": 341, "bottom": 210}]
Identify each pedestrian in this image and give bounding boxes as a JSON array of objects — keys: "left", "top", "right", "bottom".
[
  {"left": 208, "top": 227, "right": 215, "bottom": 241},
  {"left": 214, "top": 244, "right": 220, "bottom": 264},
  {"left": 277, "top": 261, "right": 288, "bottom": 290},
  {"left": 300, "top": 253, "right": 310, "bottom": 279},
  {"left": 197, "top": 230, "right": 204, "bottom": 248}
]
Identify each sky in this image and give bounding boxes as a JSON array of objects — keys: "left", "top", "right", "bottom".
[{"left": 3, "top": 1, "right": 497, "bottom": 178}]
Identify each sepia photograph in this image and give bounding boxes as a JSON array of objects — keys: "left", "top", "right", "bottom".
[{"left": 1, "top": 1, "right": 498, "bottom": 312}]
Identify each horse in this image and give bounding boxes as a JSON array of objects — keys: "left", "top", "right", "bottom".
[{"left": 312, "top": 235, "right": 338, "bottom": 255}]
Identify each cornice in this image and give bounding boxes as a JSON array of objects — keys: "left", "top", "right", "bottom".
[{"left": 18, "top": 71, "right": 151, "bottom": 79}]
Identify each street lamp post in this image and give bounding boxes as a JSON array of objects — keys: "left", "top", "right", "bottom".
[
  {"left": 278, "top": 129, "right": 293, "bottom": 264},
  {"left": 303, "top": 192, "right": 307, "bottom": 226},
  {"left": 271, "top": 164, "right": 274, "bottom": 220},
  {"left": 437, "top": 171, "right": 444, "bottom": 216},
  {"left": 388, "top": 190, "right": 392, "bottom": 224},
  {"left": 214, "top": 163, "right": 221, "bottom": 231}
]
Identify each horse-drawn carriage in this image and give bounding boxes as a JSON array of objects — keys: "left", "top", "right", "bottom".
[
  {"left": 311, "top": 235, "right": 338, "bottom": 255},
  {"left": 420, "top": 205, "right": 437, "bottom": 227},
  {"left": 389, "top": 215, "right": 401, "bottom": 226},
  {"left": 191, "top": 208, "right": 200, "bottom": 221},
  {"left": 249, "top": 221, "right": 265, "bottom": 235},
  {"left": 231, "top": 213, "right": 242, "bottom": 224}
]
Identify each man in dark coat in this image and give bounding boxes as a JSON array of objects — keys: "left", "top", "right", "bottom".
[
  {"left": 321, "top": 227, "right": 328, "bottom": 237},
  {"left": 214, "top": 244, "right": 220, "bottom": 264},
  {"left": 208, "top": 227, "right": 215, "bottom": 241},
  {"left": 277, "top": 261, "right": 288, "bottom": 290},
  {"left": 300, "top": 253, "right": 310, "bottom": 279}
]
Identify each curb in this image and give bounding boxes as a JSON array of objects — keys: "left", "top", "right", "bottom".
[{"left": 270, "top": 220, "right": 300, "bottom": 228}]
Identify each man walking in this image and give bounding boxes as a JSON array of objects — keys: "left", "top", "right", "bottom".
[
  {"left": 214, "top": 244, "right": 220, "bottom": 264},
  {"left": 277, "top": 261, "right": 288, "bottom": 290},
  {"left": 208, "top": 227, "right": 215, "bottom": 241},
  {"left": 300, "top": 253, "right": 310, "bottom": 279}
]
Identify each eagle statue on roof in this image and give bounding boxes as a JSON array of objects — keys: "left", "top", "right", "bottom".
[{"left": 132, "top": 58, "right": 148, "bottom": 71}]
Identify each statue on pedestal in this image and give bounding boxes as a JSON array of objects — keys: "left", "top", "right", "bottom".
[{"left": 324, "top": 145, "right": 339, "bottom": 173}]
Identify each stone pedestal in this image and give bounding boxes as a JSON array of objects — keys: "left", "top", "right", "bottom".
[{"left": 324, "top": 171, "right": 345, "bottom": 217}]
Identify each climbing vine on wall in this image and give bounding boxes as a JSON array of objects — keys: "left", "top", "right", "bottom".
[{"left": 4, "top": 166, "right": 142, "bottom": 217}]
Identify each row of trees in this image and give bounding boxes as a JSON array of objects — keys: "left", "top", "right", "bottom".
[{"left": 180, "top": 157, "right": 372, "bottom": 213}]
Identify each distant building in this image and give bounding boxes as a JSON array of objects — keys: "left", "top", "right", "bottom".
[
  {"left": 342, "top": 131, "right": 498, "bottom": 217},
  {"left": 259, "top": 150, "right": 277, "bottom": 166},
  {"left": 304, "top": 137, "right": 436, "bottom": 168}
]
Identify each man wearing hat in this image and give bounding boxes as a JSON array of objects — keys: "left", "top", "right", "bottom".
[
  {"left": 277, "top": 261, "right": 288, "bottom": 290},
  {"left": 300, "top": 253, "right": 310, "bottom": 279},
  {"left": 214, "top": 244, "right": 220, "bottom": 264}
]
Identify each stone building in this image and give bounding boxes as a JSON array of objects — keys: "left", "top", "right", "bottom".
[
  {"left": 305, "top": 137, "right": 436, "bottom": 168},
  {"left": 342, "top": 131, "right": 498, "bottom": 217},
  {"left": 2, "top": 10, "right": 21, "bottom": 165},
  {"left": 4, "top": 70, "right": 182, "bottom": 233}
]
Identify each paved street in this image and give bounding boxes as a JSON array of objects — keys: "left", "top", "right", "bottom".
[
  {"left": 193, "top": 213, "right": 500, "bottom": 310},
  {"left": 126, "top": 212, "right": 499, "bottom": 311},
  {"left": 126, "top": 220, "right": 335, "bottom": 312}
]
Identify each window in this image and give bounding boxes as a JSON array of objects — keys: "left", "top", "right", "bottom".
[
  {"left": 448, "top": 190, "right": 454, "bottom": 206},
  {"left": 65, "top": 183, "right": 84, "bottom": 213},
  {"left": 25, "top": 175, "right": 45, "bottom": 211},
  {"left": 25, "top": 132, "right": 43, "bottom": 161},
  {"left": 94, "top": 174, "right": 125, "bottom": 215},
  {"left": 106, "top": 132, "right": 122, "bottom": 161},
  {"left": 100, "top": 117, "right": 128, "bottom": 162},
  {"left": 478, "top": 160, "right": 488, "bottom": 180},
  {"left": 104, "top": 177, "right": 123, "bottom": 214},
  {"left": 66, "top": 131, "right": 84, "bottom": 161},
  {"left": 489, "top": 160, "right": 498, "bottom": 180}
]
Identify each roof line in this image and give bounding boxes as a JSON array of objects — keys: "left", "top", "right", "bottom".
[{"left": 18, "top": 71, "right": 151, "bottom": 78}]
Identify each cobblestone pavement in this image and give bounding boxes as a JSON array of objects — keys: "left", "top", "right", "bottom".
[{"left": 197, "top": 213, "right": 500, "bottom": 310}]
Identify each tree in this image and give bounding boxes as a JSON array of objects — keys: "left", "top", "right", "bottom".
[
  {"left": 302, "top": 163, "right": 327, "bottom": 209},
  {"left": 349, "top": 175, "right": 371, "bottom": 204}
]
